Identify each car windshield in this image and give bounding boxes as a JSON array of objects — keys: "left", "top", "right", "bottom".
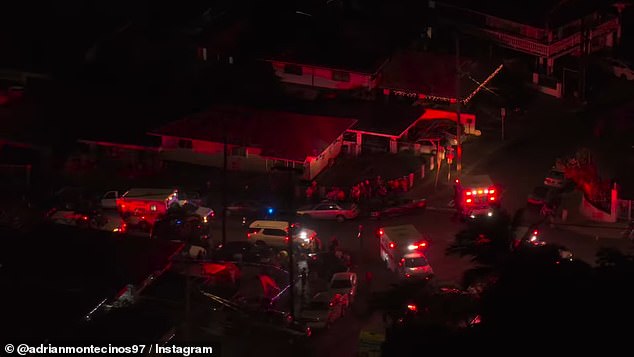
[
  {"left": 404, "top": 257, "right": 428, "bottom": 267},
  {"left": 331, "top": 279, "right": 351, "bottom": 289},
  {"left": 307, "top": 301, "right": 329, "bottom": 310}
]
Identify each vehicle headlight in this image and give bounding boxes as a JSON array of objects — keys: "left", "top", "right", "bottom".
[
  {"left": 203, "top": 216, "right": 208, "bottom": 223},
  {"left": 299, "top": 231, "right": 308, "bottom": 241},
  {"left": 470, "top": 214, "right": 476, "bottom": 219},
  {"left": 487, "top": 212, "right": 493, "bottom": 217}
]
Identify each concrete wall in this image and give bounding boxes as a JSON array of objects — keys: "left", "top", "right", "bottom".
[
  {"left": 269, "top": 61, "right": 374, "bottom": 90},
  {"left": 306, "top": 135, "right": 343, "bottom": 180},
  {"left": 580, "top": 192, "right": 617, "bottom": 223}
]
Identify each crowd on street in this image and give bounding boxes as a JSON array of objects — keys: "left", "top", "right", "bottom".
[{"left": 305, "top": 174, "right": 416, "bottom": 205}]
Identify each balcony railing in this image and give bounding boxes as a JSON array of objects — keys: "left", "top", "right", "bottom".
[{"left": 476, "top": 17, "right": 619, "bottom": 58}]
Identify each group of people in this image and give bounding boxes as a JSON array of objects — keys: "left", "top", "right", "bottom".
[
  {"left": 306, "top": 175, "right": 413, "bottom": 205},
  {"left": 349, "top": 176, "right": 411, "bottom": 203}
]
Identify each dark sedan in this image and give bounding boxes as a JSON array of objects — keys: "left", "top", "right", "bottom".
[
  {"left": 369, "top": 198, "right": 427, "bottom": 219},
  {"left": 211, "top": 241, "right": 275, "bottom": 264},
  {"left": 226, "top": 200, "right": 270, "bottom": 218}
]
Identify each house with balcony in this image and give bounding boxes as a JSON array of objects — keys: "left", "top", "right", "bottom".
[
  {"left": 148, "top": 106, "right": 357, "bottom": 181},
  {"left": 429, "top": 0, "right": 622, "bottom": 97}
]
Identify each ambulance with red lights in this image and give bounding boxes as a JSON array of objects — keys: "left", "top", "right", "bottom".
[
  {"left": 378, "top": 225, "right": 433, "bottom": 279},
  {"left": 115, "top": 188, "right": 180, "bottom": 231},
  {"left": 454, "top": 175, "right": 500, "bottom": 220}
]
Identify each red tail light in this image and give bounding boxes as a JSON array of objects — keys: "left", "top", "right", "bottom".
[
  {"left": 407, "top": 304, "right": 417, "bottom": 312},
  {"left": 489, "top": 189, "right": 495, "bottom": 194},
  {"left": 378, "top": 229, "right": 384, "bottom": 236},
  {"left": 466, "top": 198, "right": 472, "bottom": 203},
  {"left": 533, "top": 230, "right": 539, "bottom": 236},
  {"left": 465, "top": 191, "right": 472, "bottom": 196},
  {"left": 82, "top": 216, "right": 89, "bottom": 221},
  {"left": 389, "top": 242, "right": 396, "bottom": 249},
  {"left": 247, "top": 233, "right": 252, "bottom": 239},
  {"left": 490, "top": 196, "right": 496, "bottom": 201},
  {"left": 418, "top": 241, "right": 427, "bottom": 248},
  {"left": 329, "top": 302, "right": 334, "bottom": 308}
]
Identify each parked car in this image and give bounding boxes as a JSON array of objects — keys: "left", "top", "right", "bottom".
[
  {"left": 416, "top": 138, "right": 439, "bottom": 155},
  {"left": 296, "top": 202, "right": 359, "bottom": 222},
  {"left": 399, "top": 252, "right": 434, "bottom": 280},
  {"left": 300, "top": 292, "right": 348, "bottom": 329},
  {"left": 601, "top": 57, "right": 634, "bottom": 80},
  {"left": 369, "top": 198, "right": 426, "bottom": 219},
  {"left": 527, "top": 186, "right": 559, "bottom": 206},
  {"left": 178, "top": 191, "right": 205, "bottom": 207},
  {"left": 226, "top": 200, "right": 269, "bottom": 217},
  {"left": 212, "top": 241, "right": 275, "bottom": 264},
  {"left": 150, "top": 213, "right": 210, "bottom": 244},
  {"left": 247, "top": 220, "right": 319, "bottom": 251},
  {"left": 329, "top": 272, "right": 357, "bottom": 304},
  {"left": 543, "top": 168, "right": 569, "bottom": 189}
]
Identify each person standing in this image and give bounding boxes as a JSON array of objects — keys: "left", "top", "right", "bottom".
[{"left": 300, "top": 268, "right": 308, "bottom": 303}]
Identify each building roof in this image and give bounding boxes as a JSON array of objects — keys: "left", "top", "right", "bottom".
[
  {"left": 439, "top": 0, "right": 612, "bottom": 28},
  {"left": 278, "top": 99, "right": 426, "bottom": 137},
  {"left": 264, "top": 19, "right": 394, "bottom": 74},
  {"left": 380, "top": 51, "right": 480, "bottom": 99},
  {"left": 149, "top": 106, "right": 357, "bottom": 162}
]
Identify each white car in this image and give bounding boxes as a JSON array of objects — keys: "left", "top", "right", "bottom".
[
  {"left": 300, "top": 292, "right": 348, "bottom": 329},
  {"left": 296, "top": 202, "right": 360, "bottom": 222},
  {"left": 247, "top": 220, "right": 318, "bottom": 250},
  {"left": 416, "top": 138, "right": 439, "bottom": 155},
  {"left": 329, "top": 272, "right": 357, "bottom": 304},
  {"left": 399, "top": 252, "right": 434, "bottom": 279},
  {"left": 603, "top": 57, "right": 634, "bottom": 80}
]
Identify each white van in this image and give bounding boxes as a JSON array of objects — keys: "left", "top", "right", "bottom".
[{"left": 247, "top": 220, "right": 318, "bottom": 250}]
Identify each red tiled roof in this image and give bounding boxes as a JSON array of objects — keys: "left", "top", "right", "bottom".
[{"left": 149, "top": 106, "right": 357, "bottom": 162}]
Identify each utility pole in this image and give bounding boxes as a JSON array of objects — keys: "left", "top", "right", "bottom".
[
  {"left": 579, "top": 16, "right": 589, "bottom": 103},
  {"left": 185, "top": 272, "right": 191, "bottom": 340},
  {"left": 500, "top": 107, "right": 506, "bottom": 141},
  {"left": 455, "top": 31, "right": 462, "bottom": 173},
  {"left": 221, "top": 119, "right": 228, "bottom": 246},
  {"left": 287, "top": 168, "right": 295, "bottom": 322},
  {"left": 272, "top": 165, "right": 303, "bottom": 321}
]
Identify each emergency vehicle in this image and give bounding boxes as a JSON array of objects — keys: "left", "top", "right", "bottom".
[
  {"left": 377, "top": 225, "right": 433, "bottom": 279},
  {"left": 115, "top": 188, "right": 214, "bottom": 232},
  {"left": 454, "top": 175, "right": 500, "bottom": 220}
]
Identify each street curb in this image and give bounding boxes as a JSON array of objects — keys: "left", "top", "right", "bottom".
[
  {"left": 556, "top": 225, "right": 629, "bottom": 240},
  {"left": 555, "top": 223, "right": 628, "bottom": 230},
  {"left": 426, "top": 206, "right": 455, "bottom": 213}
]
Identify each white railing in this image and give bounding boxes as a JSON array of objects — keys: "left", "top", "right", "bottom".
[{"left": 477, "top": 17, "right": 619, "bottom": 59}]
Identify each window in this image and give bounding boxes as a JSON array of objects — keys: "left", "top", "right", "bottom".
[
  {"left": 315, "top": 205, "right": 331, "bottom": 210},
  {"left": 178, "top": 139, "right": 192, "bottom": 149},
  {"left": 231, "top": 146, "right": 247, "bottom": 157},
  {"left": 404, "top": 257, "right": 428, "bottom": 268},
  {"left": 262, "top": 229, "right": 286, "bottom": 236},
  {"left": 332, "top": 70, "right": 350, "bottom": 82},
  {"left": 284, "top": 64, "right": 303, "bottom": 75}
]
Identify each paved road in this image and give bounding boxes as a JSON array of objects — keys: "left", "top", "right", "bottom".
[{"left": 207, "top": 93, "right": 634, "bottom": 355}]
